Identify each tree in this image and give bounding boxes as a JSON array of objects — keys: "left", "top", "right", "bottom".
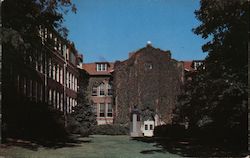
[
  {"left": 174, "top": 0, "right": 248, "bottom": 145},
  {"left": 67, "top": 69, "right": 97, "bottom": 136},
  {"left": 1, "top": 0, "right": 76, "bottom": 141}
]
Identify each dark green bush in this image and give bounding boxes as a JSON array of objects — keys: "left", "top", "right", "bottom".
[
  {"left": 154, "top": 124, "right": 188, "bottom": 138},
  {"left": 92, "top": 124, "right": 129, "bottom": 135}
]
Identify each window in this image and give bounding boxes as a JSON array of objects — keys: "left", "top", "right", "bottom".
[
  {"left": 99, "top": 103, "right": 105, "bottom": 117},
  {"left": 96, "top": 63, "right": 107, "bottom": 71},
  {"left": 49, "top": 89, "right": 52, "bottom": 104},
  {"left": 57, "top": 92, "right": 60, "bottom": 109},
  {"left": 53, "top": 90, "right": 56, "bottom": 107},
  {"left": 72, "top": 75, "right": 75, "bottom": 90},
  {"left": 99, "top": 83, "right": 105, "bottom": 96},
  {"left": 150, "top": 124, "right": 153, "bottom": 130},
  {"left": 107, "top": 103, "right": 112, "bottom": 117},
  {"left": 66, "top": 96, "right": 69, "bottom": 113},
  {"left": 66, "top": 72, "right": 69, "bottom": 87},
  {"left": 60, "top": 67, "right": 63, "bottom": 84},
  {"left": 54, "top": 37, "right": 57, "bottom": 50},
  {"left": 63, "top": 45, "right": 67, "bottom": 57},
  {"left": 108, "top": 84, "right": 112, "bottom": 96},
  {"left": 145, "top": 63, "right": 153, "bottom": 70},
  {"left": 92, "top": 86, "right": 97, "bottom": 96},
  {"left": 75, "top": 78, "right": 77, "bottom": 92},
  {"left": 53, "top": 64, "right": 56, "bottom": 80},
  {"left": 145, "top": 124, "right": 148, "bottom": 130},
  {"left": 48, "top": 59, "right": 52, "bottom": 78},
  {"left": 57, "top": 65, "right": 60, "bottom": 82},
  {"left": 60, "top": 93, "right": 63, "bottom": 111},
  {"left": 92, "top": 103, "right": 97, "bottom": 116},
  {"left": 97, "top": 64, "right": 101, "bottom": 71},
  {"left": 69, "top": 73, "right": 72, "bottom": 89}
]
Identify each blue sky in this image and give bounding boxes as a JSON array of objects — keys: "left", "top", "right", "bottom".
[{"left": 64, "top": 0, "right": 207, "bottom": 63}]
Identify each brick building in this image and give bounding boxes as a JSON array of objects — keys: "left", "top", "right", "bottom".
[
  {"left": 4, "top": 26, "right": 82, "bottom": 116},
  {"left": 81, "top": 43, "right": 203, "bottom": 132},
  {"left": 82, "top": 62, "right": 114, "bottom": 125},
  {"left": 113, "top": 43, "right": 184, "bottom": 132}
]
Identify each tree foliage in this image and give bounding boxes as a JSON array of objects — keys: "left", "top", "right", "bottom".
[
  {"left": 67, "top": 69, "right": 97, "bottom": 136},
  {"left": 2, "top": 0, "right": 76, "bottom": 141},
  {"left": 174, "top": 0, "right": 248, "bottom": 143}
]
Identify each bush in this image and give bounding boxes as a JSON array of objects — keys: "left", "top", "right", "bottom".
[
  {"left": 154, "top": 124, "right": 188, "bottom": 138},
  {"left": 92, "top": 124, "right": 129, "bottom": 135},
  {"left": 3, "top": 97, "right": 69, "bottom": 142},
  {"left": 66, "top": 115, "right": 94, "bottom": 137}
]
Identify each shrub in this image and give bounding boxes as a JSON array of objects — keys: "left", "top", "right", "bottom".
[
  {"left": 154, "top": 124, "right": 188, "bottom": 138},
  {"left": 92, "top": 124, "right": 129, "bottom": 135}
]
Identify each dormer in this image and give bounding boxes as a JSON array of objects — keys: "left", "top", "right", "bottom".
[{"left": 96, "top": 62, "right": 108, "bottom": 71}]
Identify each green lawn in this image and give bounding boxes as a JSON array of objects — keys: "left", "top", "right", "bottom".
[{"left": 0, "top": 135, "right": 182, "bottom": 158}]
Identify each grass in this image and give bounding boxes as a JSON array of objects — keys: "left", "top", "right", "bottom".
[{"left": 0, "top": 135, "right": 182, "bottom": 158}]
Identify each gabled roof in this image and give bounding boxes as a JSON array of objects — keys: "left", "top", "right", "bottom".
[{"left": 82, "top": 62, "right": 114, "bottom": 75}]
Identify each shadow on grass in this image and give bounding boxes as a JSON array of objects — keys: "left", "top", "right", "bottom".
[
  {"left": 132, "top": 137, "right": 248, "bottom": 157},
  {"left": 140, "top": 149, "right": 166, "bottom": 154},
  {"left": 2, "top": 134, "right": 92, "bottom": 151}
]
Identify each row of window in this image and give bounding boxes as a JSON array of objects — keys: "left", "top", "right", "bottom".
[
  {"left": 25, "top": 53, "right": 78, "bottom": 92},
  {"left": 18, "top": 76, "right": 44, "bottom": 102},
  {"left": 92, "top": 83, "right": 112, "bottom": 96},
  {"left": 96, "top": 63, "right": 107, "bottom": 71},
  {"left": 16, "top": 75, "right": 76, "bottom": 114},
  {"left": 92, "top": 103, "right": 113, "bottom": 117},
  {"left": 144, "top": 124, "right": 154, "bottom": 130},
  {"left": 48, "top": 59, "right": 77, "bottom": 92},
  {"left": 48, "top": 89, "right": 77, "bottom": 113},
  {"left": 39, "top": 26, "right": 76, "bottom": 65}
]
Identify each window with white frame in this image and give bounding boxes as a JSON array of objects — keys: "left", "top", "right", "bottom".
[
  {"left": 60, "top": 93, "right": 63, "bottom": 111},
  {"left": 99, "top": 83, "right": 105, "bottom": 96},
  {"left": 48, "top": 59, "right": 52, "bottom": 78},
  {"left": 72, "top": 75, "right": 74, "bottom": 90},
  {"left": 99, "top": 103, "right": 105, "bottom": 117},
  {"left": 66, "top": 72, "right": 69, "bottom": 87},
  {"left": 69, "top": 73, "right": 72, "bottom": 89},
  {"left": 57, "top": 92, "right": 60, "bottom": 109},
  {"left": 96, "top": 63, "right": 107, "bottom": 71},
  {"left": 53, "top": 90, "right": 56, "bottom": 107},
  {"left": 57, "top": 65, "right": 60, "bottom": 82},
  {"left": 107, "top": 103, "right": 112, "bottom": 117},
  {"left": 63, "top": 45, "right": 67, "bottom": 57},
  {"left": 53, "top": 64, "right": 56, "bottom": 80},
  {"left": 107, "top": 84, "right": 112, "bottom": 96},
  {"left": 60, "top": 67, "right": 63, "bottom": 84},
  {"left": 49, "top": 89, "right": 52, "bottom": 104},
  {"left": 92, "top": 86, "right": 97, "bottom": 96},
  {"left": 75, "top": 78, "right": 77, "bottom": 92}
]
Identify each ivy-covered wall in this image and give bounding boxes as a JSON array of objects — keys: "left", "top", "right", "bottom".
[{"left": 113, "top": 45, "right": 184, "bottom": 125}]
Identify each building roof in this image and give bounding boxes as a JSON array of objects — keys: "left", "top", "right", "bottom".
[
  {"left": 182, "top": 61, "right": 194, "bottom": 72},
  {"left": 82, "top": 62, "right": 114, "bottom": 75}
]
